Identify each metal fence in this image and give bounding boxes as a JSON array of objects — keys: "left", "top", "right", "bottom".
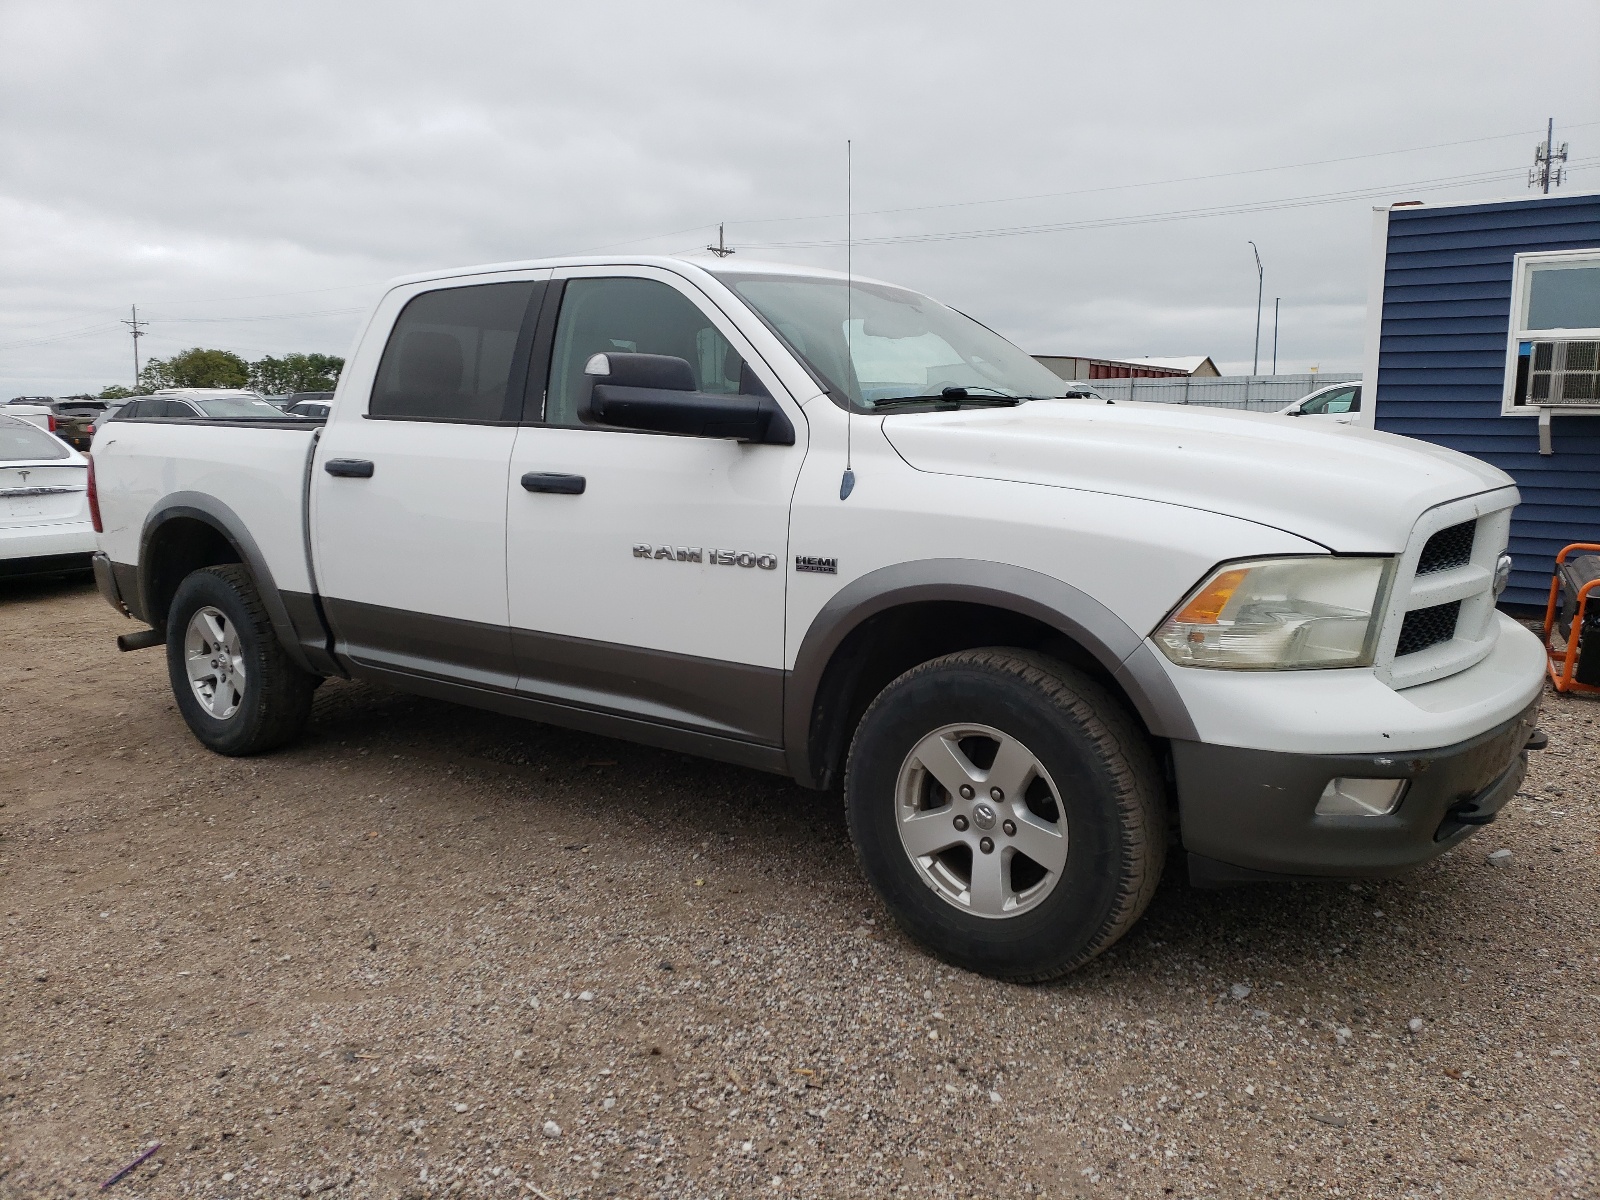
[{"left": 1085, "top": 373, "right": 1358, "bottom": 412}]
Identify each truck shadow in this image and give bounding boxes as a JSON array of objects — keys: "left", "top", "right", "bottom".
[
  {"left": 291, "top": 675, "right": 1485, "bottom": 994},
  {"left": 0, "top": 571, "right": 96, "bottom": 606}
]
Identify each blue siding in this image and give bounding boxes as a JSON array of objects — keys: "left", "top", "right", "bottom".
[{"left": 1373, "top": 193, "right": 1600, "bottom": 606}]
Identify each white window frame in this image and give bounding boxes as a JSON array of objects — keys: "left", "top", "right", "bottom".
[{"left": 1501, "top": 248, "right": 1600, "bottom": 416}]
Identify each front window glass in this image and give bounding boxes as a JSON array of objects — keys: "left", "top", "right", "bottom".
[
  {"left": 718, "top": 272, "right": 1070, "bottom": 408},
  {"left": 195, "top": 397, "right": 288, "bottom": 418},
  {"left": 545, "top": 277, "right": 761, "bottom": 427},
  {"left": 0, "top": 418, "right": 69, "bottom": 460}
]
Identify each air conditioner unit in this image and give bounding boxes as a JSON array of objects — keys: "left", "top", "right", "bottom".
[{"left": 1515, "top": 338, "right": 1600, "bottom": 407}]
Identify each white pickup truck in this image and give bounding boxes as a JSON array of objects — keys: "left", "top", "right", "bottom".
[{"left": 89, "top": 255, "right": 1547, "bottom": 980}]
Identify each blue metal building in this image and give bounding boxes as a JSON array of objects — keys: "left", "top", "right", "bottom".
[{"left": 1361, "top": 190, "right": 1600, "bottom": 607}]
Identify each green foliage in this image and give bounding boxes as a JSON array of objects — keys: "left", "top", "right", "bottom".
[
  {"left": 98, "top": 384, "right": 137, "bottom": 400},
  {"left": 248, "top": 352, "right": 344, "bottom": 396},
  {"left": 140, "top": 347, "right": 250, "bottom": 390},
  {"left": 131, "top": 348, "right": 344, "bottom": 396}
]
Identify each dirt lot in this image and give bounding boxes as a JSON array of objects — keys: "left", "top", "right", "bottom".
[{"left": 1, "top": 576, "right": 1597, "bottom": 1199}]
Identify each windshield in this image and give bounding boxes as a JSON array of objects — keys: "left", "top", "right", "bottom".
[
  {"left": 715, "top": 272, "right": 1071, "bottom": 409},
  {"left": 0, "top": 417, "right": 70, "bottom": 461},
  {"left": 195, "top": 397, "right": 288, "bottom": 419}
]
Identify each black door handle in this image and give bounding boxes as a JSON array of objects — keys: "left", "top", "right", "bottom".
[
  {"left": 324, "top": 459, "right": 375, "bottom": 478},
  {"left": 521, "top": 472, "right": 586, "bottom": 494}
]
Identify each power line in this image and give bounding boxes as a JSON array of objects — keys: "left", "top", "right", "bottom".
[{"left": 737, "top": 158, "right": 1600, "bottom": 251}]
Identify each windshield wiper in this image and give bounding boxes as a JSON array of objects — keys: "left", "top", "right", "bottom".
[{"left": 871, "top": 386, "right": 1024, "bottom": 410}]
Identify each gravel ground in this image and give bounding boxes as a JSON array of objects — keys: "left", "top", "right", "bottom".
[{"left": 1, "top": 576, "right": 1597, "bottom": 1200}]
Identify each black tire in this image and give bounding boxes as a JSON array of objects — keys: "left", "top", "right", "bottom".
[
  {"left": 845, "top": 648, "right": 1166, "bottom": 982},
  {"left": 166, "top": 564, "right": 316, "bottom": 756}
]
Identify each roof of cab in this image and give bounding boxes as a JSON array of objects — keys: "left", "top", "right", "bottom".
[{"left": 382, "top": 254, "right": 892, "bottom": 292}]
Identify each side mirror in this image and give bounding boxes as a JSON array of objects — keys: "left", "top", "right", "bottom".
[{"left": 578, "top": 352, "right": 795, "bottom": 445}]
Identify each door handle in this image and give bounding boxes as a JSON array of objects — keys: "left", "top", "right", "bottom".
[
  {"left": 324, "top": 459, "right": 375, "bottom": 478},
  {"left": 521, "top": 472, "right": 586, "bottom": 494}
]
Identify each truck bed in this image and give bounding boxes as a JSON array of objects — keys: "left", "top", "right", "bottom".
[{"left": 92, "top": 418, "right": 321, "bottom": 598}]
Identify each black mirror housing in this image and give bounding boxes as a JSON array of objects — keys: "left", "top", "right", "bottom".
[{"left": 579, "top": 352, "right": 795, "bottom": 445}]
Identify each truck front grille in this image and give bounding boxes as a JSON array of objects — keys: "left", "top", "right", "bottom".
[
  {"left": 1396, "top": 601, "right": 1461, "bottom": 657},
  {"left": 1380, "top": 497, "right": 1514, "bottom": 690},
  {"left": 1416, "top": 521, "right": 1476, "bottom": 575}
]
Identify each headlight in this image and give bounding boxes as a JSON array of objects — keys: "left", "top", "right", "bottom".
[{"left": 1154, "top": 556, "right": 1393, "bottom": 670}]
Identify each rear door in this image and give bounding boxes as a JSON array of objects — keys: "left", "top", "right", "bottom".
[
  {"left": 312, "top": 272, "right": 550, "bottom": 685},
  {"left": 504, "top": 267, "right": 806, "bottom": 744}
]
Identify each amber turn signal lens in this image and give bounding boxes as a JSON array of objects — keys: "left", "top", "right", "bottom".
[{"left": 1172, "top": 567, "right": 1249, "bottom": 625}]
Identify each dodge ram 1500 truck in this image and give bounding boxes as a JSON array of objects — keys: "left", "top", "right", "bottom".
[{"left": 88, "top": 255, "right": 1547, "bottom": 981}]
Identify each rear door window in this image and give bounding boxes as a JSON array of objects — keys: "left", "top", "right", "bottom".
[{"left": 370, "top": 282, "right": 541, "bottom": 422}]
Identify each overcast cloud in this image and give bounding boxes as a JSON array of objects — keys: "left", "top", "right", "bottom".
[{"left": 2, "top": 0, "right": 1597, "bottom": 397}]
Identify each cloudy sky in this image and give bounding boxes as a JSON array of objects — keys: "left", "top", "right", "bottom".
[{"left": 2, "top": 0, "right": 1597, "bottom": 397}]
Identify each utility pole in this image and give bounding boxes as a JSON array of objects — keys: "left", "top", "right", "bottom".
[
  {"left": 706, "top": 223, "right": 735, "bottom": 257},
  {"left": 1272, "top": 297, "right": 1280, "bottom": 374},
  {"left": 1248, "top": 242, "right": 1263, "bottom": 376},
  {"left": 1530, "top": 117, "right": 1568, "bottom": 193},
  {"left": 121, "top": 305, "right": 148, "bottom": 389}
]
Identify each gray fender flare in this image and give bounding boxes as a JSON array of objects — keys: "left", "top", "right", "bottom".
[
  {"left": 138, "top": 492, "right": 316, "bottom": 675},
  {"left": 782, "top": 558, "right": 1198, "bottom": 787}
]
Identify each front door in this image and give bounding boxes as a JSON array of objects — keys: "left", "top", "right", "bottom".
[
  {"left": 313, "top": 273, "right": 549, "bottom": 684},
  {"left": 505, "top": 267, "right": 806, "bottom": 744}
]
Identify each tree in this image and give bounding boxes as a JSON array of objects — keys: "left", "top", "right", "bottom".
[
  {"left": 248, "top": 352, "right": 344, "bottom": 395},
  {"left": 98, "top": 385, "right": 137, "bottom": 400},
  {"left": 140, "top": 347, "right": 250, "bottom": 391}
]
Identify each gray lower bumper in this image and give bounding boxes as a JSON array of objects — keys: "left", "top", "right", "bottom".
[
  {"left": 1175, "top": 699, "right": 1540, "bottom": 884},
  {"left": 91, "top": 552, "right": 128, "bottom": 616}
]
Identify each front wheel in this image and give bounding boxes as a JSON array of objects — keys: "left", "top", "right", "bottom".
[
  {"left": 845, "top": 648, "right": 1166, "bottom": 982},
  {"left": 166, "top": 564, "right": 316, "bottom": 755}
]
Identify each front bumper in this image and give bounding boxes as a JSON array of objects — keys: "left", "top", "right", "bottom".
[{"left": 1176, "top": 698, "right": 1540, "bottom": 884}]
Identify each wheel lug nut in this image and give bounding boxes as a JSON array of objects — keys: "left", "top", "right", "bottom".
[
  {"left": 959, "top": 785, "right": 975, "bottom": 800},
  {"left": 1003, "top": 819, "right": 1016, "bottom": 836},
  {"left": 979, "top": 837, "right": 994, "bottom": 854},
  {"left": 990, "top": 787, "right": 1004, "bottom": 801},
  {"left": 953, "top": 815, "right": 969, "bottom": 832}
]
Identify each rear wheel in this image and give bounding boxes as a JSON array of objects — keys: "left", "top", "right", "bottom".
[
  {"left": 166, "top": 564, "right": 316, "bottom": 755},
  {"left": 845, "top": 648, "right": 1166, "bottom": 981}
]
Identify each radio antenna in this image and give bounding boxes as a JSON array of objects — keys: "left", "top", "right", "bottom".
[{"left": 841, "top": 139, "right": 856, "bottom": 501}]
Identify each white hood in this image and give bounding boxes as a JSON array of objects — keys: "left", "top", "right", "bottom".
[{"left": 880, "top": 400, "right": 1514, "bottom": 552}]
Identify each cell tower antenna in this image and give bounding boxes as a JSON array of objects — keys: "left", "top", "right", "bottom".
[
  {"left": 121, "top": 304, "right": 148, "bottom": 389},
  {"left": 1529, "top": 117, "right": 1568, "bottom": 193},
  {"left": 706, "top": 223, "right": 736, "bottom": 257},
  {"left": 841, "top": 139, "right": 856, "bottom": 501}
]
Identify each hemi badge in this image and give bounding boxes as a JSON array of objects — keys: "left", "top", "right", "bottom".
[{"left": 795, "top": 555, "right": 837, "bottom": 575}]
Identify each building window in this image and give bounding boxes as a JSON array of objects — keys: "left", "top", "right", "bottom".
[{"left": 1504, "top": 250, "right": 1600, "bottom": 414}]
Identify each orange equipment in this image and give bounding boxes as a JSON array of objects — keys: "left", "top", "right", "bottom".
[{"left": 1543, "top": 543, "right": 1600, "bottom": 695}]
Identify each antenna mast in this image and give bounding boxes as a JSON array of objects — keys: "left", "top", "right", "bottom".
[
  {"left": 1529, "top": 117, "right": 1568, "bottom": 193},
  {"left": 841, "top": 140, "right": 855, "bottom": 500},
  {"left": 121, "top": 304, "right": 148, "bottom": 389}
]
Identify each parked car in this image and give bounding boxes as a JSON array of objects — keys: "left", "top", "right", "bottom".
[
  {"left": 92, "top": 404, "right": 125, "bottom": 434},
  {"left": 261, "top": 395, "right": 294, "bottom": 410},
  {"left": 287, "top": 399, "right": 331, "bottom": 419},
  {"left": 0, "top": 412, "right": 96, "bottom": 578},
  {"left": 107, "top": 390, "right": 297, "bottom": 423},
  {"left": 3, "top": 400, "right": 58, "bottom": 436},
  {"left": 88, "top": 255, "right": 1545, "bottom": 981},
  {"left": 1279, "top": 381, "right": 1362, "bottom": 423}
]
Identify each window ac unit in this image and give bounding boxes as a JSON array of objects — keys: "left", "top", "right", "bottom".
[{"left": 1516, "top": 338, "right": 1600, "bottom": 407}]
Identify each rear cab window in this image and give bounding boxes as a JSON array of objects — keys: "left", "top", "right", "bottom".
[{"left": 0, "top": 419, "right": 70, "bottom": 461}]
